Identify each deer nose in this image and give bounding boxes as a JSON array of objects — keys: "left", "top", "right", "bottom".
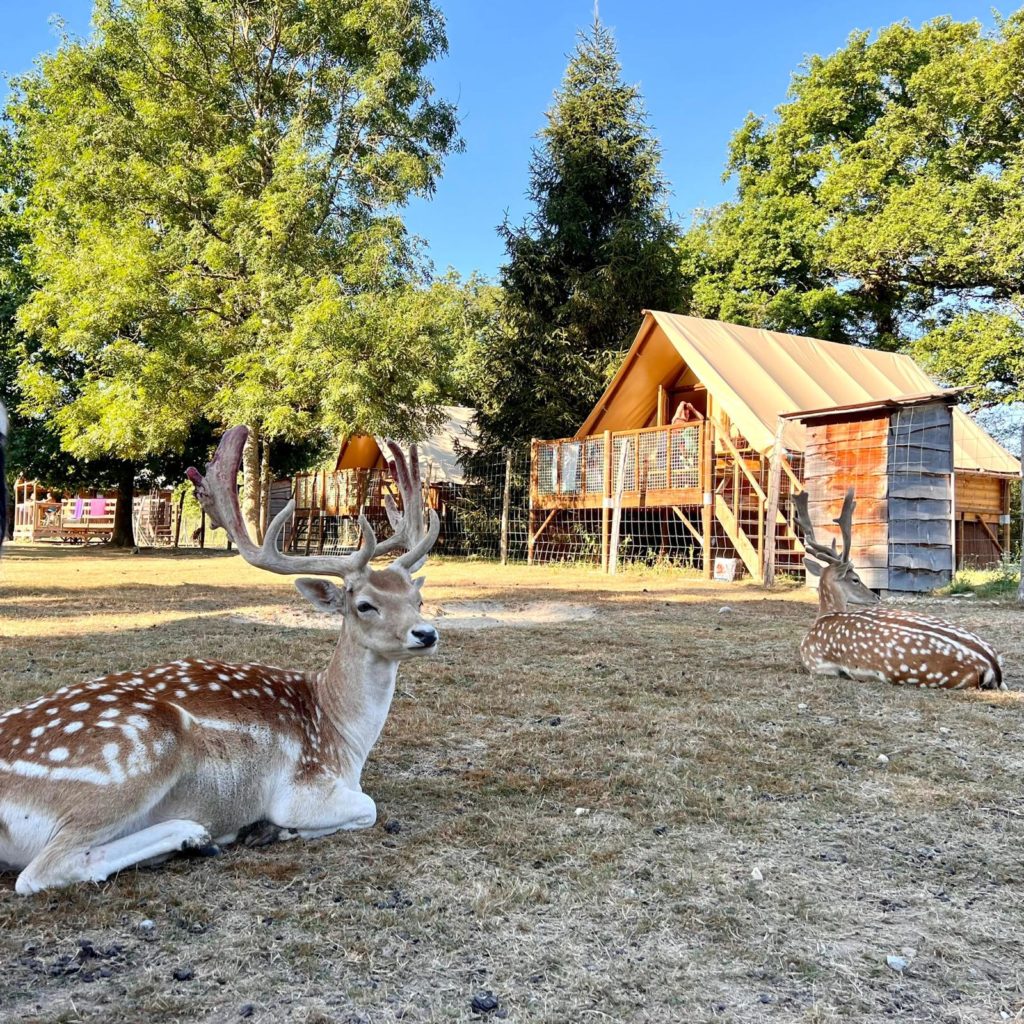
[{"left": 411, "top": 626, "right": 438, "bottom": 648}]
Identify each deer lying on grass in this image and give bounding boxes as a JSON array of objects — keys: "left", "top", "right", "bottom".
[
  {"left": 795, "top": 488, "right": 1003, "bottom": 691},
  {"left": 0, "top": 426, "right": 440, "bottom": 895}
]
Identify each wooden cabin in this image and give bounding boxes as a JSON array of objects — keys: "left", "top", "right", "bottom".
[
  {"left": 529, "top": 312, "right": 1019, "bottom": 586},
  {"left": 284, "top": 406, "right": 478, "bottom": 553},
  {"left": 13, "top": 479, "right": 175, "bottom": 546}
]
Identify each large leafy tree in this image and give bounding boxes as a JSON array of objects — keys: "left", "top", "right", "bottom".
[
  {"left": 476, "top": 19, "right": 683, "bottom": 450},
  {"left": 8, "top": 0, "right": 460, "bottom": 540},
  {"left": 682, "top": 12, "right": 1024, "bottom": 397}
]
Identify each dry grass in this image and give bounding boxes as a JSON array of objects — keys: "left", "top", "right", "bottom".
[{"left": 1, "top": 544, "right": 1023, "bottom": 1023}]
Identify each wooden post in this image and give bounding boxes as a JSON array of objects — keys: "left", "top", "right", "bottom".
[
  {"left": 702, "top": 419, "right": 713, "bottom": 578},
  {"left": 173, "top": 490, "right": 186, "bottom": 550},
  {"left": 601, "top": 430, "right": 613, "bottom": 571},
  {"left": 1018, "top": 424, "right": 1024, "bottom": 605},
  {"left": 763, "top": 418, "right": 785, "bottom": 588},
  {"left": 527, "top": 440, "right": 537, "bottom": 565},
  {"left": 500, "top": 450, "right": 513, "bottom": 565},
  {"left": 609, "top": 440, "right": 630, "bottom": 575},
  {"left": 657, "top": 385, "right": 668, "bottom": 427},
  {"left": 199, "top": 509, "right": 206, "bottom": 549}
]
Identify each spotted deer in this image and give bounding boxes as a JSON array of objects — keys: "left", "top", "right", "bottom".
[
  {"left": 794, "top": 488, "right": 1003, "bottom": 690},
  {"left": 0, "top": 426, "right": 440, "bottom": 895}
]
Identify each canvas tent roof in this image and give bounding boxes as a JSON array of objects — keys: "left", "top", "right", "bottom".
[
  {"left": 577, "top": 312, "right": 1019, "bottom": 477},
  {"left": 335, "top": 405, "right": 478, "bottom": 485}
]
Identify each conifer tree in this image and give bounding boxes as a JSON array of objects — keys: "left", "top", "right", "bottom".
[{"left": 476, "top": 19, "right": 682, "bottom": 450}]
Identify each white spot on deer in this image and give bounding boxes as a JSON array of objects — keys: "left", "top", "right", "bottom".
[
  {"left": 30, "top": 727, "right": 44, "bottom": 739},
  {"left": 209, "top": 683, "right": 221, "bottom": 692},
  {"left": 64, "top": 721, "right": 83, "bottom": 734},
  {"left": 100, "top": 709, "right": 120, "bottom": 720},
  {"left": 48, "top": 747, "right": 69, "bottom": 762},
  {"left": 126, "top": 714, "right": 149, "bottom": 730},
  {"left": 70, "top": 702, "right": 89, "bottom": 712},
  {"left": 98, "top": 694, "right": 117, "bottom": 703},
  {"left": 45, "top": 708, "right": 58, "bottom": 716}
]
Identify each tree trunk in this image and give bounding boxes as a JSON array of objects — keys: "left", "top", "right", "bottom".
[
  {"left": 259, "top": 438, "right": 272, "bottom": 541},
  {"left": 242, "top": 423, "right": 262, "bottom": 542},
  {"left": 110, "top": 461, "right": 136, "bottom": 548}
]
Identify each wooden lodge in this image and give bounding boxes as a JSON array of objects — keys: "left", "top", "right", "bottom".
[
  {"left": 528, "top": 312, "right": 1019, "bottom": 589},
  {"left": 282, "top": 406, "right": 478, "bottom": 554}
]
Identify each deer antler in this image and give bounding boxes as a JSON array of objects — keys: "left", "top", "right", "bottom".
[
  {"left": 793, "top": 490, "right": 847, "bottom": 566},
  {"left": 185, "top": 426, "right": 376, "bottom": 581},
  {"left": 373, "top": 440, "right": 440, "bottom": 573}
]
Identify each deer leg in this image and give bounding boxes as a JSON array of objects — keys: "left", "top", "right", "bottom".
[
  {"left": 15, "top": 819, "right": 212, "bottom": 896},
  {"left": 268, "top": 780, "right": 377, "bottom": 840}
]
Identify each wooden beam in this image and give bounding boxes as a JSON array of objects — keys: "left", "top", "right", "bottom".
[
  {"left": 601, "top": 430, "right": 612, "bottom": 571},
  {"left": 671, "top": 506, "right": 703, "bottom": 546},
  {"left": 975, "top": 513, "right": 1002, "bottom": 554},
  {"left": 657, "top": 385, "right": 668, "bottom": 427}
]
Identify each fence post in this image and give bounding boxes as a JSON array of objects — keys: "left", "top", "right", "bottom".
[
  {"left": 702, "top": 420, "right": 714, "bottom": 578},
  {"left": 199, "top": 509, "right": 206, "bottom": 549},
  {"left": 763, "top": 417, "right": 785, "bottom": 588},
  {"left": 500, "top": 450, "right": 513, "bottom": 565},
  {"left": 609, "top": 440, "right": 630, "bottom": 575},
  {"left": 1018, "top": 423, "right": 1023, "bottom": 606}
]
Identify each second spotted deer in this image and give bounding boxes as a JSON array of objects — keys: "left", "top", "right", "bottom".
[{"left": 794, "top": 488, "right": 1003, "bottom": 691}]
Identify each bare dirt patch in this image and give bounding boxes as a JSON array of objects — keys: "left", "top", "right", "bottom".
[
  {"left": 1, "top": 545, "right": 1023, "bottom": 1023},
  {"left": 234, "top": 598, "right": 597, "bottom": 632}
]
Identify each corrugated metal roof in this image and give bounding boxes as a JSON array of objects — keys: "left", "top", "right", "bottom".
[{"left": 577, "top": 312, "right": 1019, "bottom": 477}]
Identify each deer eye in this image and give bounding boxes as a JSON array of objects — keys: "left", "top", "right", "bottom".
[{"left": 356, "top": 601, "right": 378, "bottom": 615}]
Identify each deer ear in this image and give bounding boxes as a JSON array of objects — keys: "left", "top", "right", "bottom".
[
  {"left": 294, "top": 578, "right": 346, "bottom": 615},
  {"left": 802, "top": 558, "right": 822, "bottom": 578},
  {"left": 413, "top": 576, "right": 425, "bottom": 592}
]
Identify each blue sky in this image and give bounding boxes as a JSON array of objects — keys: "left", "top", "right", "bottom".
[{"left": 0, "top": 0, "right": 1008, "bottom": 279}]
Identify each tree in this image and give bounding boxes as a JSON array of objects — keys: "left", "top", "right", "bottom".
[
  {"left": 8, "top": 0, "right": 461, "bottom": 541},
  {"left": 681, "top": 13, "right": 1024, "bottom": 386},
  {"left": 476, "top": 19, "right": 682, "bottom": 451}
]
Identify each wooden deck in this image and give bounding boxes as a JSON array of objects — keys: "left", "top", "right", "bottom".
[{"left": 529, "top": 421, "right": 806, "bottom": 578}]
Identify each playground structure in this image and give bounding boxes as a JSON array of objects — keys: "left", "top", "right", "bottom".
[
  {"left": 529, "top": 312, "right": 1019, "bottom": 589},
  {"left": 13, "top": 479, "right": 175, "bottom": 547}
]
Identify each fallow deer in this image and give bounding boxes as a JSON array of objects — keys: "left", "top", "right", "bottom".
[
  {"left": 794, "top": 488, "right": 1004, "bottom": 690},
  {"left": 0, "top": 426, "right": 440, "bottom": 895}
]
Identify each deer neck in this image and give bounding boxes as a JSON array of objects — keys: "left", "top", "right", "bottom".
[
  {"left": 817, "top": 571, "right": 849, "bottom": 617},
  {"left": 315, "top": 624, "right": 399, "bottom": 780}
]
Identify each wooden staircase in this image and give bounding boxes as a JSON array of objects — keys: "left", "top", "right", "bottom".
[{"left": 712, "top": 434, "right": 804, "bottom": 579}]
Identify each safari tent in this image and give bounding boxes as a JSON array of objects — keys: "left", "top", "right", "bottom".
[
  {"left": 284, "top": 406, "right": 478, "bottom": 553},
  {"left": 528, "top": 312, "right": 1018, "bottom": 588}
]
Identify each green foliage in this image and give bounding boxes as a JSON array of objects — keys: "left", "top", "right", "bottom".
[
  {"left": 8, "top": 0, "right": 461, "bottom": 471},
  {"left": 476, "top": 19, "right": 683, "bottom": 450},
  {"left": 681, "top": 12, "right": 1024, "bottom": 398},
  {"left": 938, "top": 562, "right": 1021, "bottom": 600}
]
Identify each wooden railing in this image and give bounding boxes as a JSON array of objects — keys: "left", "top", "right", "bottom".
[{"left": 531, "top": 422, "right": 705, "bottom": 506}]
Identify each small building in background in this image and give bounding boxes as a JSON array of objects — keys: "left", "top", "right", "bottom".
[
  {"left": 281, "top": 406, "right": 478, "bottom": 553},
  {"left": 782, "top": 394, "right": 957, "bottom": 593}
]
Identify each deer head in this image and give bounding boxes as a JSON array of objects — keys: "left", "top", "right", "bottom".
[
  {"left": 793, "top": 488, "right": 878, "bottom": 613},
  {"left": 186, "top": 426, "right": 441, "bottom": 659}
]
